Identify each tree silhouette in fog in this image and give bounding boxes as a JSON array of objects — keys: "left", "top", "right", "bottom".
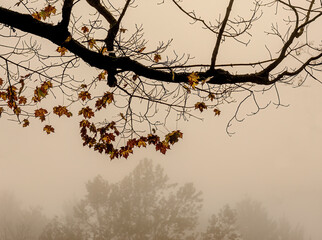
[
  {"left": 0, "top": 191, "right": 48, "bottom": 240},
  {"left": 0, "top": 0, "right": 321, "bottom": 158},
  {"left": 40, "top": 159, "right": 202, "bottom": 240}
]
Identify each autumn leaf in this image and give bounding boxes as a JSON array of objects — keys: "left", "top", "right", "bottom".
[
  {"left": 138, "top": 47, "right": 146, "bottom": 53},
  {"left": 0, "top": 107, "right": 3, "bottom": 116},
  {"left": 165, "top": 130, "right": 183, "bottom": 145},
  {"left": 147, "top": 134, "right": 160, "bottom": 145},
  {"left": 154, "top": 54, "right": 161, "bottom": 63},
  {"left": 98, "top": 71, "right": 107, "bottom": 80},
  {"left": 101, "top": 133, "right": 115, "bottom": 143},
  {"left": 156, "top": 141, "right": 170, "bottom": 154},
  {"left": 120, "top": 28, "right": 127, "bottom": 33},
  {"left": 109, "top": 149, "right": 119, "bottom": 160},
  {"left": 88, "top": 38, "right": 96, "bottom": 49},
  {"left": 22, "top": 119, "right": 30, "bottom": 127},
  {"left": 0, "top": 92, "right": 7, "bottom": 101},
  {"left": 188, "top": 72, "right": 199, "bottom": 89},
  {"left": 81, "top": 26, "right": 89, "bottom": 33},
  {"left": 57, "top": 46, "right": 68, "bottom": 56},
  {"left": 95, "top": 92, "right": 114, "bottom": 110},
  {"left": 64, "top": 35, "right": 72, "bottom": 43},
  {"left": 44, "top": 5, "right": 56, "bottom": 16},
  {"left": 119, "top": 146, "right": 133, "bottom": 159},
  {"left": 32, "top": 12, "right": 42, "bottom": 21},
  {"left": 43, "top": 125, "right": 55, "bottom": 134},
  {"left": 32, "top": 5, "right": 56, "bottom": 21},
  {"left": 78, "top": 91, "right": 91, "bottom": 101},
  {"left": 214, "top": 108, "right": 221, "bottom": 116},
  {"left": 18, "top": 96, "right": 27, "bottom": 105},
  {"left": 100, "top": 47, "right": 108, "bottom": 55},
  {"left": 78, "top": 106, "right": 95, "bottom": 119},
  {"left": 80, "top": 119, "right": 91, "bottom": 128},
  {"left": 195, "top": 102, "right": 207, "bottom": 112},
  {"left": 80, "top": 84, "right": 87, "bottom": 89},
  {"left": 35, "top": 108, "right": 48, "bottom": 122},
  {"left": 137, "top": 138, "right": 147, "bottom": 148},
  {"left": 208, "top": 93, "right": 215, "bottom": 101},
  {"left": 13, "top": 106, "right": 21, "bottom": 116},
  {"left": 53, "top": 105, "right": 72, "bottom": 117},
  {"left": 0, "top": 78, "right": 3, "bottom": 86}
]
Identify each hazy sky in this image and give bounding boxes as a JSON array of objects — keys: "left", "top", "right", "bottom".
[{"left": 0, "top": 0, "right": 321, "bottom": 239}]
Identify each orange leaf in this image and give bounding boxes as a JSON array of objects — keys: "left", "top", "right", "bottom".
[
  {"left": 57, "top": 46, "right": 68, "bottom": 56},
  {"left": 0, "top": 78, "right": 3, "bottom": 86},
  {"left": 43, "top": 125, "right": 55, "bottom": 134}
]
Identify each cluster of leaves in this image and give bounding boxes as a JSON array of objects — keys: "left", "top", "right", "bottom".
[
  {"left": 80, "top": 118, "right": 183, "bottom": 159},
  {"left": 32, "top": 5, "right": 56, "bottom": 21}
]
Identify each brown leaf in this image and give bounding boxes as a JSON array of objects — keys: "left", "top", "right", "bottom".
[{"left": 43, "top": 125, "right": 55, "bottom": 134}]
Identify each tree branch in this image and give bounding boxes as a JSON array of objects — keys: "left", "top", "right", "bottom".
[
  {"left": 0, "top": 6, "right": 319, "bottom": 88},
  {"left": 85, "top": 0, "right": 117, "bottom": 25},
  {"left": 210, "top": 0, "right": 235, "bottom": 70},
  {"left": 59, "top": 0, "right": 74, "bottom": 30}
]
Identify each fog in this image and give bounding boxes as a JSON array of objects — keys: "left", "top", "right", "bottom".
[{"left": 1, "top": 0, "right": 321, "bottom": 239}]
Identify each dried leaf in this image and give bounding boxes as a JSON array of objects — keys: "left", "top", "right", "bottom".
[
  {"left": 43, "top": 125, "right": 55, "bottom": 134},
  {"left": 195, "top": 102, "right": 207, "bottom": 112},
  {"left": 154, "top": 54, "right": 161, "bottom": 63},
  {"left": 214, "top": 108, "right": 221, "bottom": 116}
]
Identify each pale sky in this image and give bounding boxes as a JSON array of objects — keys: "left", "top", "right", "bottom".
[{"left": 0, "top": 0, "right": 322, "bottom": 239}]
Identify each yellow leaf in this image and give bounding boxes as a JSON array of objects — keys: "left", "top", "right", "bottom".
[
  {"left": 88, "top": 38, "right": 96, "bottom": 49},
  {"left": 56, "top": 46, "right": 68, "bottom": 56},
  {"left": 188, "top": 72, "right": 199, "bottom": 89},
  {"left": 64, "top": 35, "right": 72, "bottom": 43}
]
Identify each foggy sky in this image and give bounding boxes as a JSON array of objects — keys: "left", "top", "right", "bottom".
[{"left": 1, "top": 1, "right": 321, "bottom": 239}]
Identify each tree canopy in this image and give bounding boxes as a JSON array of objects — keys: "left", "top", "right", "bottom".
[
  {"left": 0, "top": 0, "right": 321, "bottom": 159},
  {"left": 40, "top": 159, "right": 203, "bottom": 240}
]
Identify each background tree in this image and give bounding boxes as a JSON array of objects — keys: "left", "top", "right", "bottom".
[
  {"left": 41, "top": 159, "right": 203, "bottom": 240},
  {"left": 235, "top": 198, "right": 305, "bottom": 240},
  {"left": 0, "top": 0, "right": 321, "bottom": 159},
  {"left": 0, "top": 191, "right": 48, "bottom": 240},
  {"left": 203, "top": 205, "right": 241, "bottom": 240}
]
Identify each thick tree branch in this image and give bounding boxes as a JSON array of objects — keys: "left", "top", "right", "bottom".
[
  {"left": 85, "top": 0, "right": 117, "bottom": 25},
  {"left": 59, "top": 0, "right": 74, "bottom": 30},
  {"left": 0, "top": 6, "right": 318, "bottom": 88}
]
